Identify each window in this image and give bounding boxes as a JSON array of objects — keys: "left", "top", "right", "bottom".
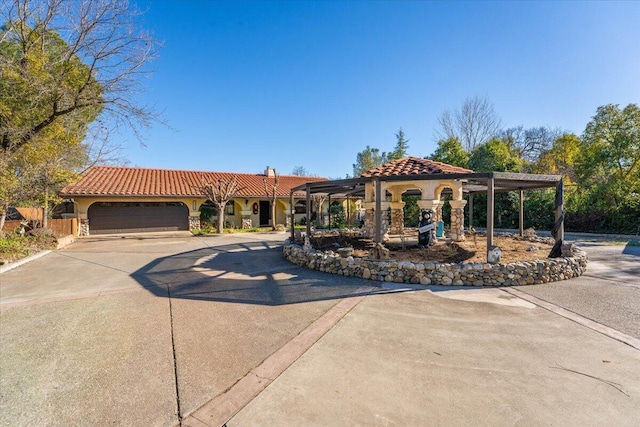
[{"left": 225, "top": 203, "right": 235, "bottom": 215}]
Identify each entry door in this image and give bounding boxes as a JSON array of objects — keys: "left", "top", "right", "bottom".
[{"left": 259, "top": 200, "right": 271, "bottom": 227}]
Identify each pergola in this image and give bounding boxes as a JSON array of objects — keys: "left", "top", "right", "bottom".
[{"left": 290, "top": 158, "right": 564, "bottom": 261}]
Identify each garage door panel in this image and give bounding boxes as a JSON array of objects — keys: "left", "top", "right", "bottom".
[{"left": 88, "top": 203, "right": 189, "bottom": 234}]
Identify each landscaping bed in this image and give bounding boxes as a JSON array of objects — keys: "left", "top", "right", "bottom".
[
  {"left": 302, "top": 231, "right": 555, "bottom": 264},
  {"left": 284, "top": 233, "right": 587, "bottom": 287},
  {"left": 0, "top": 232, "right": 58, "bottom": 265}
]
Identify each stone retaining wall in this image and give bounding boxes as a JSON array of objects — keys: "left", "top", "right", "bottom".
[{"left": 283, "top": 240, "right": 587, "bottom": 286}]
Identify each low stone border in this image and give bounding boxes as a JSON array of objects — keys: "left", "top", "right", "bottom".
[{"left": 283, "top": 240, "right": 587, "bottom": 286}]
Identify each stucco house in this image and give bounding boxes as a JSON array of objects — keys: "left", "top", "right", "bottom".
[{"left": 59, "top": 165, "right": 327, "bottom": 235}]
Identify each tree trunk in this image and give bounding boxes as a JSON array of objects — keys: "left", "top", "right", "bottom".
[
  {"left": 270, "top": 200, "right": 276, "bottom": 230},
  {"left": 0, "top": 209, "right": 6, "bottom": 234},
  {"left": 216, "top": 202, "right": 225, "bottom": 234},
  {"left": 43, "top": 189, "right": 49, "bottom": 229},
  {"left": 316, "top": 202, "right": 323, "bottom": 228}
]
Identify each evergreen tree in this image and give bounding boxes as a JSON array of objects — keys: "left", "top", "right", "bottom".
[
  {"left": 389, "top": 128, "right": 409, "bottom": 160},
  {"left": 352, "top": 145, "right": 388, "bottom": 177}
]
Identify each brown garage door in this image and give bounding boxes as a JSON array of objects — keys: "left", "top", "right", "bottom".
[{"left": 88, "top": 202, "right": 189, "bottom": 234}]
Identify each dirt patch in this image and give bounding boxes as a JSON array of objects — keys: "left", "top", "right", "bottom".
[
  {"left": 304, "top": 232, "right": 554, "bottom": 264},
  {"left": 0, "top": 232, "right": 58, "bottom": 265}
]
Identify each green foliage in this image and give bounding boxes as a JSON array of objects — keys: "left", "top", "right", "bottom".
[
  {"left": 468, "top": 192, "right": 520, "bottom": 229},
  {"left": 1, "top": 22, "right": 100, "bottom": 224},
  {"left": 567, "top": 104, "right": 640, "bottom": 233},
  {"left": 532, "top": 134, "right": 581, "bottom": 182},
  {"left": 352, "top": 145, "right": 388, "bottom": 177},
  {"left": 199, "top": 205, "right": 217, "bottom": 225},
  {"left": 388, "top": 128, "right": 409, "bottom": 161},
  {"left": 352, "top": 129, "right": 409, "bottom": 178},
  {"left": 522, "top": 189, "right": 555, "bottom": 230},
  {"left": 0, "top": 230, "right": 57, "bottom": 263},
  {"left": 468, "top": 138, "right": 522, "bottom": 172},
  {"left": 329, "top": 203, "right": 346, "bottom": 228},
  {"left": 578, "top": 104, "right": 639, "bottom": 186},
  {"left": 0, "top": 23, "right": 103, "bottom": 152},
  {"left": 402, "top": 195, "right": 420, "bottom": 227},
  {"left": 428, "top": 137, "right": 469, "bottom": 168},
  {"left": 427, "top": 103, "right": 638, "bottom": 234}
]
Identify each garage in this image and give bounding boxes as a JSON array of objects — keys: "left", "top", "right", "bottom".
[{"left": 88, "top": 202, "right": 189, "bottom": 234}]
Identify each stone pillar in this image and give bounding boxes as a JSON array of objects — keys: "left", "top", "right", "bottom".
[
  {"left": 388, "top": 201, "right": 405, "bottom": 235},
  {"left": 449, "top": 200, "right": 467, "bottom": 242},
  {"left": 380, "top": 203, "right": 390, "bottom": 241},
  {"left": 79, "top": 218, "right": 90, "bottom": 236},
  {"left": 362, "top": 202, "right": 390, "bottom": 239},
  {"left": 362, "top": 206, "right": 375, "bottom": 238},
  {"left": 189, "top": 216, "right": 201, "bottom": 232}
]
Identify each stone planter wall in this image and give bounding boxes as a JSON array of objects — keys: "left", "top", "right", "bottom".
[{"left": 283, "top": 241, "right": 587, "bottom": 287}]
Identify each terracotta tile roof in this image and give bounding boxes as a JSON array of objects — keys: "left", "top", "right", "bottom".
[
  {"left": 59, "top": 166, "right": 327, "bottom": 198},
  {"left": 361, "top": 157, "right": 473, "bottom": 178}
]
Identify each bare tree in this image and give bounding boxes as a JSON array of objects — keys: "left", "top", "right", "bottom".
[
  {"left": 1, "top": 0, "right": 160, "bottom": 154},
  {"left": 311, "top": 194, "right": 327, "bottom": 228},
  {"left": 81, "top": 126, "right": 131, "bottom": 170},
  {"left": 263, "top": 171, "right": 279, "bottom": 230},
  {"left": 196, "top": 175, "right": 244, "bottom": 233},
  {"left": 435, "top": 95, "right": 502, "bottom": 152},
  {"left": 500, "top": 126, "right": 564, "bottom": 163},
  {"left": 291, "top": 166, "right": 308, "bottom": 176}
]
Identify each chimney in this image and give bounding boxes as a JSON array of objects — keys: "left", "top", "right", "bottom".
[{"left": 264, "top": 166, "right": 276, "bottom": 177}]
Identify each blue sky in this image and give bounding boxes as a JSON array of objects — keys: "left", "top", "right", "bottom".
[{"left": 124, "top": 0, "right": 640, "bottom": 178}]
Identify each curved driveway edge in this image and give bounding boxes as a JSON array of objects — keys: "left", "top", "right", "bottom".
[
  {"left": 0, "top": 250, "right": 52, "bottom": 275},
  {"left": 228, "top": 280, "right": 640, "bottom": 426},
  {"left": 182, "top": 285, "right": 373, "bottom": 427}
]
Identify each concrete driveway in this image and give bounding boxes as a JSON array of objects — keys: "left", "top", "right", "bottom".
[
  {"left": 0, "top": 232, "right": 370, "bottom": 426},
  {"left": 1, "top": 233, "right": 639, "bottom": 426}
]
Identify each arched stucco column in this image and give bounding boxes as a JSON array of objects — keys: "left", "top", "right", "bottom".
[
  {"left": 434, "top": 200, "right": 445, "bottom": 225},
  {"left": 75, "top": 200, "right": 91, "bottom": 236},
  {"left": 449, "top": 199, "right": 467, "bottom": 241},
  {"left": 416, "top": 199, "right": 439, "bottom": 212},
  {"left": 279, "top": 200, "right": 292, "bottom": 227}
]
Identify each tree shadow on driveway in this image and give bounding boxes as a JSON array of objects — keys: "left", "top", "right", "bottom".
[{"left": 131, "top": 240, "right": 377, "bottom": 306}]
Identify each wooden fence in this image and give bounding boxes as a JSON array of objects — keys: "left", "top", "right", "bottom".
[
  {"left": 1, "top": 220, "right": 23, "bottom": 232},
  {"left": 1, "top": 218, "right": 77, "bottom": 237},
  {"left": 49, "top": 218, "right": 78, "bottom": 237}
]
